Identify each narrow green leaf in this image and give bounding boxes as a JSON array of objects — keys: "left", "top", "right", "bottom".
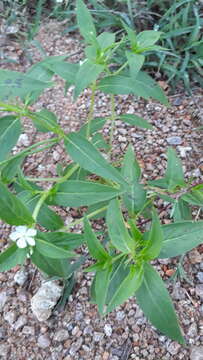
[
  {"left": 106, "top": 264, "right": 143, "bottom": 313},
  {"left": 107, "top": 199, "right": 135, "bottom": 253},
  {"left": 126, "top": 52, "right": 145, "bottom": 79},
  {"left": 76, "top": 0, "right": 97, "bottom": 44},
  {"left": 122, "top": 144, "right": 141, "bottom": 182},
  {"left": 74, "top": 60, "right": 104, "bottom": 99},
  {"left": 84, "top": 218, "right": 109, "bottom": 261},
  {"left": 92, "top": 133, "right": 110, "bottom": 150},
  {"left": 182, "top": 189, "right": 203, "bottom": 206},
  {"left": 39, "top": 231, "right": 84, "bottom": 251},
  {"left": 97, "top": 32, "right": 115, "bottom": 50},
  {"left": 78, "top": 117, "right": 107, "bottom": 137},
  {"left": 0, "top": 116, "right": 21, "bottom": 161},
  {"left": 142, "top": 211, "right": 163, "bottom": 260},
  {"left": 17, "top": 191, "right": 64, "bottom": 231},
  {"left": 166, "top": 148, "right": 185, "bottom": 191},
  {"left": 49, "top": 180, "right": 122, "bottom": 207},
  {"left": 0, "top": 182, "right": 34, "bottom": 226},
  {"left": 36, "top": 238, "right": 76, "bottom": 259},
  {"left": 1, "top": 155, "right": 24, "bottom": 183},
  {"left": 159, "top": 221, "right": 203, "bottom": 258},
  {"left": 0, "top": 244, "right": 27, "bottom": 272},
  {"left": 119, "top": 114, "right": 153, "bottom": 130},
  {"left": 43, "top": 61, "right": 79, "bottom": 83},
  {"left": 95, "top": 267, "right": 112, "bottom": 314},
  {"left": 106, "top": 257, "right": 129, "bottom": 304},
  {"left": 136, "top": 31, "right": 162, "bottom": 48},
  {"left": 135, "top": 263, "right": 185, "bottom": 344},
  {"left": 172, "top": 199, "right": 192, "bottom": 221},
  {"left": 31, "top": 109, "right": 59, "bottom": 133},
  {"left": 31, "top": 249, "right": 71, "bottom": 278},
  {"left": 65, "top": 133, "right": 127, "bottom": 186}
]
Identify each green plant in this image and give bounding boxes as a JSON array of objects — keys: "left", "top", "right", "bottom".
[{"left": 0, "top": 0, "right": 202, "bottom": 345}]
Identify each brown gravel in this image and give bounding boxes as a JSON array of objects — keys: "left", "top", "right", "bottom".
[{"left": 0, "top": 20, "right": 203, "bottom": 360}]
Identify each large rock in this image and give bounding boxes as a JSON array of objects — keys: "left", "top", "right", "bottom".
[
  {"left": 190, "top": 346, "right": 203, "bottom": 360},
  {"left": 31, "top": 281, "right": 62, "bottom": 321}
]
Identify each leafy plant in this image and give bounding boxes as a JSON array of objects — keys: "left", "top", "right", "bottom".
[{"left": 0, "top": 0, "right": 202, "bottom": 346}]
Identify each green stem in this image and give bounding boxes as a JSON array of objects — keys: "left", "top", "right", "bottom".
[
  {"left": 59, "top": 205, "right": 107, "bottom": 232},
  {"left": 25, "top": 163, "right": 79, "bottom": 184},
  {"left": 32, "top": 191, "right": 50, "bottom": 221},
  {"left": 0, "top": 137, "right": 59, "bottom": 167},
  {"left": 86, "top": 82, "right": 96, "bottom": 139},
  {"left": 127, "top": 0, "right": 134, "bottom": 29},
  {"left": 108, "top": 94, "right": 116, "bottom": 157}
]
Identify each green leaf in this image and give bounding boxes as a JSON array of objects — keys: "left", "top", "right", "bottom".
[
  {"left": 122, "top": 22, "right": 137, "bottom": 48},
  {"left": 119, "top": 114, "right": 153, "bottom": 130},
  {"left": 31, "top": 249, "right": 71, "bottom": 278},
  {"left": 0, "top": 244, "right": 27, "bottom": 272},
  {"left": 142, "top": 211, "right": 163, "bottom": 260},
  {"left": 95, "top": 267, "right": 112, "bottom": 314},
  {"left": 1, "top": 155, "right": 24, "bottom": 183},
  {"left": 78, "top": 117, "right": 107, "bottom": 137},
  {"left": 65, "top": 132, "right": 127, "bottom": 186},
  {"left": 165, "top": 148, "right": 185, "bottom": 191},
  {"left": 107, "top": 199, "right": 135, "bottom": 253},
  {"left": 126, "top": 52, "right": 145, "bottom": 78},
  {"left": 84, "top": 218, "right": 109, "bottom": 261},
  {"left": 0, "top": 182, "right": 34, "bottom": 226},
  {"left": 159, "top": 221, "right": 203, "bottom": 258},
  {"left": 43, "top": 61, "right": 79, "bottom": 84},
  {"left": 39, "top": 231, "right": 84, "bottom": 251},
  {"left": 182, "top": 189, "right": 203, "bottom": 206},
  {"left": 172, "top": 199, "right": 192, "bottom": 221},
  {"left": 98, "top": 72, "right": 169, "bottom": 106},
  {"left": 106, "top": 256, "right": 129, "bottom": 304},
  {"left": 97, "top": 32, "right": 115, "bottom": 50},
  {"left": 74, "top": 60, "right": 104, "bottom": 99},
  {"left": 106, "top": 264, "right": 143, "bottom": 314},
  {"left": 136, "top": 31, "right": 162, "bottom": 48},
  {"left": 135, "top": 263, "right": 185, "bottom": 344},
  {"left": 76, "top": 0, "right": 97, "bottom": 44},
  {"left": 122, "top": 145, "right": 141, "bottom": 181},
  {"left": 0, "top": 69, "right": 52, "bottom": 101},
  {"left": 31, "top": 109, "right": 59, "bottom": 133},
  {"left": 49, "top": 180, "right": 122, "bottom": 207},
  {"left": 92, "top": 133, "right": 110, "bottom": 150},
  {"left": 36, "top": 238, "right": 76, "bottom": 259},
  {"left": 0, "top": 116, "right": 21, "bottom": 161},
  {"left": 17, "top": 191, "right": 64, "bottom": 231}
]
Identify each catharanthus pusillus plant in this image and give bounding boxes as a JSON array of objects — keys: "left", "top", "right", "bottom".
[{"left": 0, "top": 0, "right": 202, "bottom": 345}]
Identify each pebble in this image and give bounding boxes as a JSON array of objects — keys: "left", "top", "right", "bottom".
[
  {"left": 53, "top": 150, "right": 60, "bottom": 161},
  {"left": 93, "top": 332, "right": 104, "bottom": 342},
  {"left": 0, "top": 327, "right": 6, "bottom": 340},
  {"left": 116, "top": 311, "right": 125, "bottom": 321},
  {"left": 189, "top": 249, "right": 202, "bottom": 264},
  {"left": 190, "top": 346, "right": 203, "bottom": 360},
  {"left": 187, "top": 323, "right": 198, "bottom": 338},
  {"left": 172, "top": 282, "right": 185, "bottom": 300},
  {"left": 37, "top": 334, "right": 51, "bottom": 349},
  {"left": 54, "top": 329, "right": 69, "bottom": 342},
  {"left": 4, "top": 310, "right": 16, "bottom": 325},
  {"left": 69, "top": 338, "right": 83, "bottom": 355},
  {"left": 166, "top": 136, "right": 182, "bottom": 145},
  {"left": 14, "top": 268, "right": 28, "bottom": 286},
  {"left": 172, "top": 97, "right": 182, "bottom": 106},
  {"left": 195, "top": 284, "right": 203, "bottom": 299},
  {"left": 178, "top": 146, "right": 192, "bottom": 158},
  {"left": 197, "top": 272, "right": 203, "bottom": 283},
  {"left": 14, "top": 315, "right": 27, "bottom": 330},
  {"left": 17, "top": 133, "right": 30, "bottom": 147},
  {"left": 31, "top": 280, "right": 63, "bottom": 321},
  {"left": 0, "top": 291, "right": 8, "bottom": 312},
  {"left": 22, "top": 326, "right": 35, "bottom": 336},
  {"left": 104, "top": 324, "right": 112, "bottom": 337},
  {"left": 0, "top": 343, "right": 10, "bottom": 357}
]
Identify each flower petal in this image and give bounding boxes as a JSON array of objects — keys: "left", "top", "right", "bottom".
[
  {"left": 10, "top": 231, "right": 20, "bottom": 241},
  {"left": 26, "top": 237, "right": 35, "bottom": 246},
  {"left": 16, "top": 238, "right": 27, "bottom": 248},
  {"left": 15, "top": 226, "right": 28, "bottom": 234},
  {"left": 26, "top": 228, "right": 37, "bottom": 237}
]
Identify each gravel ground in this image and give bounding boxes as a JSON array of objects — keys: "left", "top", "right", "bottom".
[{"left": 0, "top": 21, "right": 203, "bottom": 360}]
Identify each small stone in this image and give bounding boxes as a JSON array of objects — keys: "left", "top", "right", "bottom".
[
  {"left": 4, "top": 310, "right": 16, "bottom": 325},
  {"left": 197, "top": 272, "right": 203, "bottom": 283},
  {"left": 166, "top": 136, "right": 182, "bottom": 145},
  {"left": 0, "top": 327, "right": 6, "bottom": 339},
  {"left": 116, "top": 311, "right": 125, "bottom": 321},
  {"left": 104, "top": 324, "right": 112, "bottom": 337},
  {"left": 14, "top": 315, "right": 27, "bottom": 330},
  {"left": 14, "top": 268, "right": 28, "bottom": 286},
  {"left": 84, "top": 325, "right": 93, "bottom": 336},
  {"left": 0, "top": 344, "right": 10, "bottom": 357},
  {"left": 37, "top": 334, "right": 51, "bottom": 349},
  {"left": 0, "top": 291, "right": 8, "bottom": 312},
  {"left": 178, "top": 146, "right": 192, "bottom": 158},
  {"left": 188, "top": 249, "right": 202, "bottom": 264},
  {"left": 190, "top": 346, "right": 203, "bottom": 360},
  {"left": 53, "top": 150, "right": 60, "bottom": 161},
  {"left": 196, "top": 284, "right": 203, "bottom": 299},
  {"left": 118, "top": 135, "right": 127, "bottom": 143},
  {"left": 172, "top": 282, "right": 185, "bottom": 300},
  {"left": 93, "top": 332, "right": 104, "bottom": 342},
  {"left": 22, "top": 326, "right": 35, "bottom": 336},
  {"left": 54, "top": 329, "right": 69, "bottom": 342},
  {"left": 187, "top": 323, "right": 197, "bottom": 338},
  {"left": 72, "top": 325, "right": 79, "bottom": 336},
  {"left": 17, "top": 133, "right": 30, "bottom": 147},
  {"left": 69, "top": 338, "right": 83, "bottom": 355},
  {"left": 167, "top": 341, "right": 181, "bottom": 355},
  {"left": 103, "top": 351, "right": 109, "bottom": 360},
  {"left": 31, "top": 280, "right": 62, "bottom": 321},
  {"left": 172, "top": 97, "right": 182, "bottom": 106}
]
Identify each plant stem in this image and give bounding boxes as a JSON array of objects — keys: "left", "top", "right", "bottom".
[
  {"left": 86, "top": 82, "right": 96, "bottom": 138},
  {"left": 32, "top": 191, "right": 50, "bottom": 221},
  {"left": 25, "top": 163, "right": 79, "bottom": 184},
  {"left": 108, "top": 94, "right": 116, "bottom": 157},
  {"left": 127, "top": 0, "right": 134, "bottom": 29},
  {"left": 59, "top": 205, "right": 107, "bottom": 232},
  {"left": 0, "top": 137, "right": 59, "bottom": 167}
]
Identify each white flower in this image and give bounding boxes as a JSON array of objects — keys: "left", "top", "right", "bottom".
[{"left": 10, "top": 226, "right": 37, "bottom": 249}]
